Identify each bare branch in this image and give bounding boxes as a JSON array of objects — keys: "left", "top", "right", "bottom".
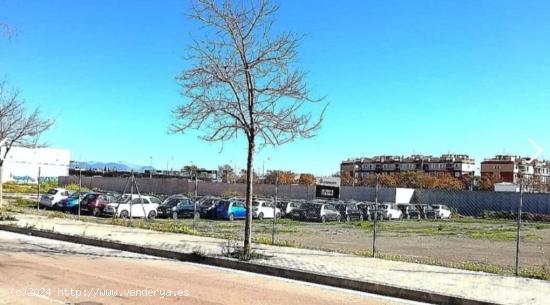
[
  {"left": 0, "top": 81, "right": 55, "bottom": 165},
  {"left": 172, "top": 0, "right": 325, "bottom": 148}
]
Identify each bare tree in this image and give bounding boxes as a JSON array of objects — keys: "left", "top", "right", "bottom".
[
  {"left": 0, "top": 82, "right": 54, "bottom": 205},
  {"left": 172, "top": 0, "right": 325, "bottom": 255}
]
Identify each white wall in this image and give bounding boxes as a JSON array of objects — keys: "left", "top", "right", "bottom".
[
  {"left": 395, "top": 188, "right": 415, "bottom": 203},
  {"left": 1, "top": 147, "right": 70, "bottom": 183}
]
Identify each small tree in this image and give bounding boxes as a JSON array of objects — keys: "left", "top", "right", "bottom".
[
  {"left": 172, "top": 0, "right": 324, "bottom": 255},
  {"left": 298, "top": 173, "right": 315, "bottom": 186},
  {"left": 0, "top": 82, "right": 54, "bottom": 205}
]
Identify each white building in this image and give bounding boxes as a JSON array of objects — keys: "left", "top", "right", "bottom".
[{"left": 1, "top": 146, "right": 70, "bottom": 183}]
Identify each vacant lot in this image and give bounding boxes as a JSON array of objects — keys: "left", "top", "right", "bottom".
[{"left": 5, "top": 199, "right": 550, "bottom": 279}]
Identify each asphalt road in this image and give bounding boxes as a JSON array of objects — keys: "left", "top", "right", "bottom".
[{"left": 0, "top": 231, "right": 427, "bottom": 305}]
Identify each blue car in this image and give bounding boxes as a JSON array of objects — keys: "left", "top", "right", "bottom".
[
  {"left": 58, "top": 193, "right": 83, "bottom": 213},
  {"left": 215, "top": 200, "right": 246, "bottom": 221}
]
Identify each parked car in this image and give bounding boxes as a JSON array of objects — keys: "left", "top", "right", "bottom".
[
  {"left": 304, "top": 203, "right": 341, "bottom": 223},
  {"left": 157, "top": 195, "right": 196, "bottom": 219},
  {"left": 102, "top": 194, "right": 162, "bottom": 219},
  {"left": 398, "top": 204, "right": 422, "bottom": 220},
  {"left": 336, "top": 203, "right": 363, "bottom": 222},
  {"left": 414, "top": 204, "right": 432, "bottom": 219},
  {"left": 252, "top": 200, "right": 281, "bottom": 220},
  {"left": 277, "top": 201, "right": 307, "bottom": 218},
  {"left": 429, "top": 204, "right": 452, "bottom": 219},
  {"left": 215, "top": 200, "right": 246, "bottom": 221},
  {"left": 57, "top": 192, "right": 85, "bottom": 213},
  {"left": 378, "top": 203, "right": 403, "bottom": 220},
  {"left": 80, "top": 192, "right": 118, "bottom": 216},
  {"left": 198, "top": 197, "right": 220, "bottom": 219},
  {"left": 39, "top": 188, "right": 72, "bottom": 209},
  {"left": 171, "top": 199, "right": 199, "bottom": 219},
  {"left": 357, "top": 202, "right": 376, "bottom": 220},
  {"left": 290, "top": 202, "right": 316, "bottom": 220}
]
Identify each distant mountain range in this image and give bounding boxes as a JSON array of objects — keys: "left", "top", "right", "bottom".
[{"left": 70, "top": 161, "right": 153, "bottom": 172}]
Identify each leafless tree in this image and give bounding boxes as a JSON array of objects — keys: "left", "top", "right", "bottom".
[
  {"left": 172, "top": 0, "right": 325, "bottom": 255},
  {"left": 0, "top": 82, "right": 54, "bottom": 205}
]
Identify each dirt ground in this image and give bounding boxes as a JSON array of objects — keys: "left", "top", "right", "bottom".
[{"left": 188, "top": 218, "right": 550, "bottom": 268}]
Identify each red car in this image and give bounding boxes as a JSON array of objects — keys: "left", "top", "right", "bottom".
[{"left": 80, "top": 193, "right": 118, "bottom": 216}]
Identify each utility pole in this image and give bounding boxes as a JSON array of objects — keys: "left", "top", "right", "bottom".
[{"left": 149, "top": 156, "right": 153, "bottom": 179}]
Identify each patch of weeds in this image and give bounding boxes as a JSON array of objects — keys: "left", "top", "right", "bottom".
[
  {"left": 221, "top": 239, "right": 271, "bottom": 261},
  {"left": 46, "top": 211, "right": 66, "bottom": 219},
  {"left": 253, "top": 235, "right": 301, "bottom": 248},
  {"left": 520, "top": 262, "right": 550, "bottom": 281},
  {"left": 0, "top": 208, "right": 16, "bottom": 221}
]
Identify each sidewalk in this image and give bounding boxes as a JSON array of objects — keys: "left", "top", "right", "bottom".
[{"left": 4, "top": 214, "right": 549, "bottom": 305}]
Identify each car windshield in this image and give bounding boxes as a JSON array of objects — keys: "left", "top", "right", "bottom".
[
  {"left": 252, "top": 201, "right": 261, "bottom": 207},
  {"left": 47, "top": 189, "right": 58, "bottom": 195},
  {"left": 162, "top": 199, "right": 180, "bottom": 207},
  {"left": 218, "top": 201, "right": 230, "bottom": 208},
  {"left": 432, "top": 205, "right": 441, "bottom": 209},
  {"left": 379, "top": 204, "right": 388, "bottom": 209}
]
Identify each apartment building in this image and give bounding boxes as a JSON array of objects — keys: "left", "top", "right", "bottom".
[
  {"left": 481, "top": 155, "right": 550, "bottom": 190},
  {"left": 480, "top": 155, "right": 532, "bottom": 184},
  {"left": 340, "top": 154, "right": 475, "bottom": 184}
]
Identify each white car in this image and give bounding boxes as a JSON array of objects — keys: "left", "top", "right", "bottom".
[
  {"left": 252, "top": 200, "right": 281, "bottom": 220},
  {"left": 377, "top": 203, "right": 403, "bottom": 220},
  {"left": 103, "top": 194, "right": 162, "bottom": 219},
  {"left": 39, "top": 188, "right": 72, "bottom": 209},
  {"left": 431, "top": 204, "right": 452, "bottom": 219}
]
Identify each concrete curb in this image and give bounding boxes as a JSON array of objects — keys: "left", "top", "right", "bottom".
[{"left": 0, "top": 224, "right": 497, "bottom": 305}]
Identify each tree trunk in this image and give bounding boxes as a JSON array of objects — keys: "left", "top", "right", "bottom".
[{"left": 243, "top": 138, "right": 255, "bottom": 255}]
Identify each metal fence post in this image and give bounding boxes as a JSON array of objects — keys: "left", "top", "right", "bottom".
[
  {"left": 372, "top": 174, "right": 379, "bottom": 258},
  {"left": 36, "top": 166, "right": 41, "bottom": 210},
  {"left": 272, "top": 175, "right": 278, "bottom": 245},
  {"left": 193, "top": 173, "right": 198, "bottom": 234},
  {"left": 78, "top": 169, "right": 82, "bottom": 219},
  {"left": 515, "top": 176, "right": 524, "bottom": 276}
]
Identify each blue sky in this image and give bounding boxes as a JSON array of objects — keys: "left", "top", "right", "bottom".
[{"left": 1, "top": 0, "right": 549, "bottom": 176}]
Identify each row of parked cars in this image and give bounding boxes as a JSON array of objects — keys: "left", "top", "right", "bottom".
[
  {"left": 38, "top": 188, "right": 452, "bottom": 222},
  {"left": 280, "top": 200, "right": 452, "bottom": 222}
]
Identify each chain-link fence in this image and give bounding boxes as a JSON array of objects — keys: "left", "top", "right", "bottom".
[{"left": 54, "top": 175, "right": 550, "bottom": 280}]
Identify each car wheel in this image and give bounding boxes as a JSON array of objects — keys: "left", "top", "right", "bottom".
[
  {"left": 276, "top": 212, "right": 281, "bottom": 219},
  {"left": 336, "top": 215, "right": 342, "bottom": 222},
  {"left": 194, "top": 212, "right": 200, "bottom": 220},
  {"left": 148, "top": 210, "right": 157, "bottom": 219},
  {"left": 258, "top": 213, "right": 264, "bottom": 220},
  {"left": 92, "top": 208, "right": 101, "bottom": 217},
  {"left": 321, "top": 215, "right": 326, "bottom": 223},
  {"left": 359, "top": 214, "right": 364, "bottom": 222},
  {"left": 399, "top": 214, "right": 403, "bottom": 220},
  {"left": 228, "top": 213, "right": 235, "bottom": 222},
  {"left": 119, "top": 210, "right": 129, "bottom": 219},
  {"left": 346, "top": 215, "right": 351, "bottom": 222},
  {"left": 172, "top": 212, "right": 178, "bottom": 220}
]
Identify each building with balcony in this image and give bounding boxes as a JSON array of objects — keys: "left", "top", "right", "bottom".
[{"left": 340, "top": 154, "right": 475, "bottom": 185}]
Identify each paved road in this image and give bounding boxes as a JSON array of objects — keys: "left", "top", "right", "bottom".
[{"left": 0, "top": 231, "right": 423, "bottom": 305}]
